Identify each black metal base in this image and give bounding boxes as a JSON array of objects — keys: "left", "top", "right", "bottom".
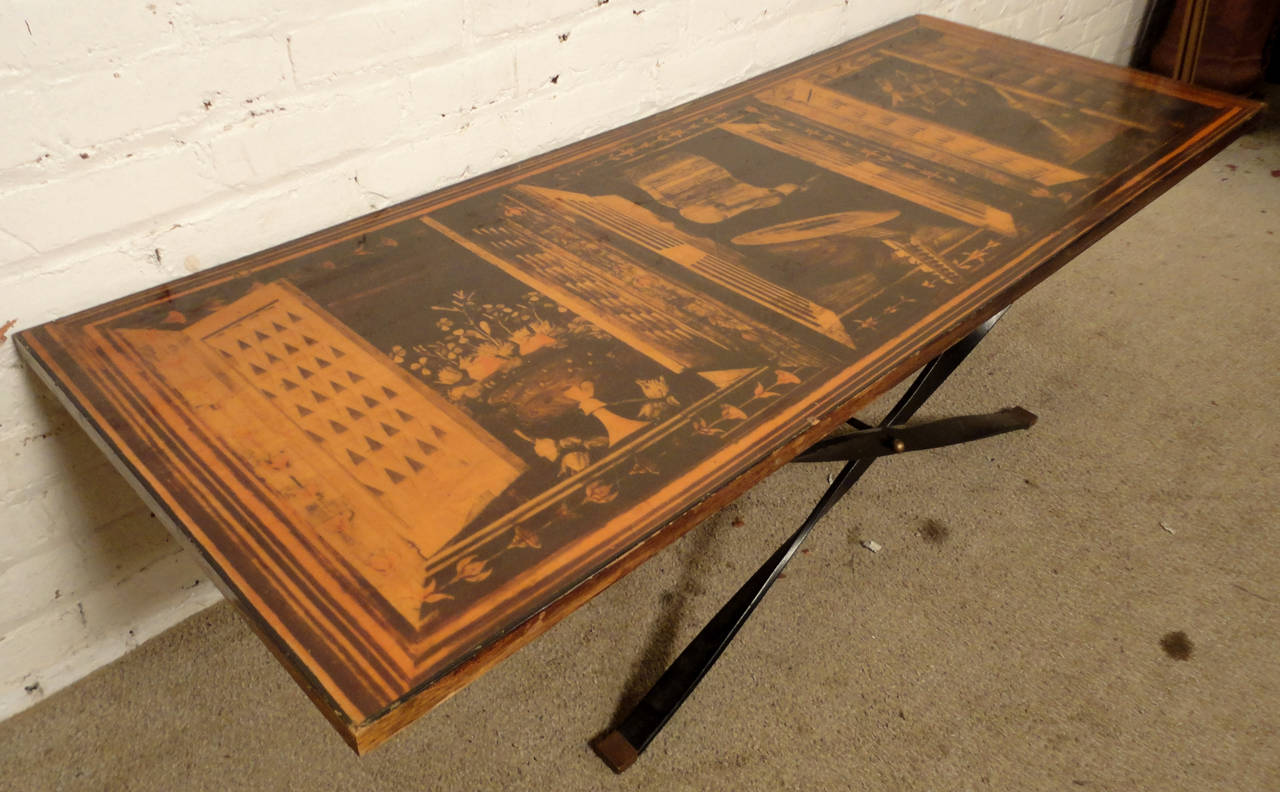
[
  {"left": 791, "top": 406, "right": 1036, "bottom": 463},
  {"left": 592, "top": 310, "right": 1035, "bottom": 772}
]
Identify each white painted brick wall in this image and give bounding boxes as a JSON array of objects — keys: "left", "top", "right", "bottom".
[{"left": 0, "top": 0, "right": 1147, "bottom": 720}]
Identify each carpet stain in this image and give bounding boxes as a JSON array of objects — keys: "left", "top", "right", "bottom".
[
  {"left": 1160, "top": 630, "right": 1193, "bottom": 660},
  {"left": 919, "top": 519, "right": 950, "bottom": 544}
]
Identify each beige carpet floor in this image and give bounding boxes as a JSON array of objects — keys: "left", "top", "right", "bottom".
[{"left": 1, "top": 94, "right": 1277, "bottom": 792}]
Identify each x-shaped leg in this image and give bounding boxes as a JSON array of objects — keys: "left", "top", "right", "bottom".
[
  {"left": 593, "top": 310, "right": 1031, "bottom": 772},
  {"left": 791, "top": 406, "right": 1036, "bottom": 463}
]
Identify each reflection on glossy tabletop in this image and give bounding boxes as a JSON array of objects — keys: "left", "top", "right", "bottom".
[{"left": 15, "top": 15, "right": 1261, "bottom": 752}]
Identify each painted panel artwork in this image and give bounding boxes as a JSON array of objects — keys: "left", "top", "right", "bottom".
[{"left": 16, "top": 17, "right": 1259, "bottom": 751}]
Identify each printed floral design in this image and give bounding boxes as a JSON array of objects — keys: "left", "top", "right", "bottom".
[
  {"left": 751, "top": 381, "right": 781, "bottom": 400},
  {"left": 582, "top": 480, "right": 618, "bottom": 505},
  {"left": 516, "top": 431, "right": 609, "bottom": 477},
  {"left": 410, "top": 363, "right": 814, "bottom": 623},
  {"left": 387, "top": 290, "right": 606, "bottom": 405},
  {"left": 377, "top": 292, "right": 814, "bottom": 620},
  {"left": 634, "top": 376, "right": 680, "bottom": 420},
  {"left": 693, "top": 404, "right": 747, "bottom": 437},
  {"left": 884, "top": 295, "right": 917, "bottom": 315},
  {"left": 422, "top": 577, "right": 453, "bottom": 604},
  {"left": 850, "top": 317, "right": 879, "bottom": 331},
  {"left": 421, "top": 533, "right": 533, "bottom": 615},
  {"left": 955, "top": 239, "right": 1001, "bottom": 269},
  {"left": 452, "top": 555, "right": 493, "bottom": 584},
  {"left": 691, "top": 369, "right": 804, "bottom": 437}
]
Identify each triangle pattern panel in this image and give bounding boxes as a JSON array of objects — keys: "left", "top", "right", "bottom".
[{"left": 185, "top": 281, "right": 528, "bottom": 628}]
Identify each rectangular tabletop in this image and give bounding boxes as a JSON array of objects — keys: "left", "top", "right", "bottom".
[{"left": 16, "top": 16, "right": 1260, "bottom": 752}]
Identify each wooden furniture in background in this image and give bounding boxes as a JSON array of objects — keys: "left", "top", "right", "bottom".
[{"left": 1141, "top": 0, "right": 1280, "bottom": 92}]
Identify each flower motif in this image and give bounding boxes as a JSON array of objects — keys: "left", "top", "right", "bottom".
[
  {"left": 635, "top": 376, "right": 669, "bottom": 400},
  {"left": 638, "top": 397, "right": 679, "bottom": 420},
  {"left": 720, "top": 404, "right": 748, "bottom": 422},
  {"left": 448, "top": 383, "right": 484, "bottom": 402},
  {"left": 452, "top": 555, "right": 492, "bottom": 584},
  {"left": 509, "top": 526, "right": 541, "bottom": 550},
  {"left": 512, "top": 320, "right": 558, "bottom": 355},
  {"left": 559, "top": 450, "right": 592, "bottom": 477},
  {"left": 636, "top": 376, "right": 679, "bottom": 419},
  {"left": 582, "top": 480, "right": 618, "bottom": 504},
  {"left": 531, "top": 437, "right": 559, "bottom": 462},
  {"left": 774, "top": 370, "right": 802, "bottom": 386},
  {"left": 437, "top": 366, "right": 464, "bottom": 385},
  {"left": 461, "top": 353, "right": 506, "bottom": 382},
  {"left": 752, "top": 381, "right": 780, "bottom": 400},
  {"left": 422, "top": 577, "right": 453, "bottom": 604},
  {"left": 389, "top": 344, "right": 407, "bottom": 364},
  {"left": 692, "top": 418, "right": 723, "bottom": 436}
]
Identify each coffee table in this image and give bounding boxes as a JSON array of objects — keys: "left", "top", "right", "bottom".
[{"left": 16, "top": 15, "right": 1260, "bottom": 765}]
